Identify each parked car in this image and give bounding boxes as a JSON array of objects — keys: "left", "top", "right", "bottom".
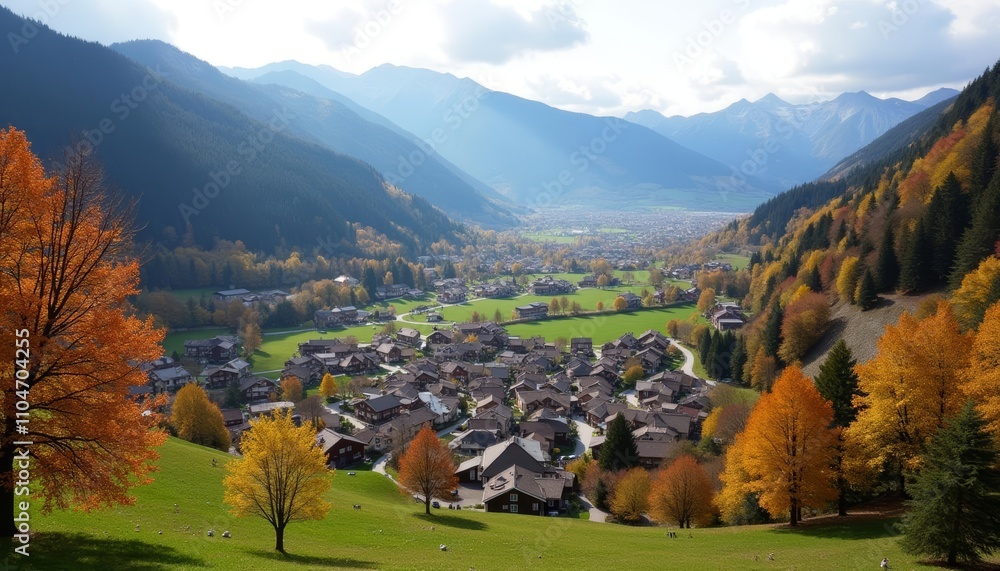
[{"left": 431, "top": 501, "right": 440, "bottom": 509}]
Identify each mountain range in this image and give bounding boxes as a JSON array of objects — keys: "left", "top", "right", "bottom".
[
  {"left": 625, "top": 88, "right": 958, "bottom": 190},
  {"left": 223, "top": 62, "right": 773, "bottom": 212}
]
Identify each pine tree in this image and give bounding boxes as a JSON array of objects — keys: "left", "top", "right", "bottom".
[
  {"left": 599, "top": 414, "right": 639, "bottom": 472},
  {"left": 815, "top": 340, "right": 861, "bottom": 428},
  {"left": 698, "top": 328, "right": 713, "bottom": 365},
  {"left": 729, "top": 335, "right": 748, "bottom": 385},
  {"left": 926, "top": 173, "right": 970, "bottom": 281},
  {"left": 899, "top": 218, "right": 931, "bottom": 292},
  {"left": 857, "top": 270, "right": 878, "bottom": 311},
  {"left": 815, "top": 339, "right": 861, "bottom": 517},
  {"left": 900, "top": 403, "right": 1000, "bottom": 566},
  {"left": 951, "top": 174, "right": 1000, "bottom": 288},
  {"left": 761, "top": 299, "right": 783, "bottom": 359},
  {"left": 874, "top": 223, "right": 899, "bottom": 293},
  {"left": 706, "top": 331, "right": 722, "bottom": 378}
]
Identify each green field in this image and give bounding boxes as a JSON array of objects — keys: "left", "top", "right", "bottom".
[
  {"left": 716, "top": 253, "right": 751, "bottom": 271},
  {"left": 506, "top": 305, "right": 704, "bottom": 345},
  {"left": 2, "top": 437, "right": 963, "bottom": 570},
  {"left": 439, "top": 286, "right": 655, "bottom": 324}
]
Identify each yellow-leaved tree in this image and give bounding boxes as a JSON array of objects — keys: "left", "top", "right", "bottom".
[
  {"left": 845, "top": 301, "right": 970, "bottom": 486},
  {"left": 281, "top": 375, "right": 303, "bottom": 403},
  {"left": 609, "top": 467, "right": 650, "bottom": 524},
  {"left": 171, "top": 383, "right": 230, "bottom": 451},
  {"left": 951, "top": 256, "right": 1000, "bottom": 331},
  {"left": 319, "top": 373, "right": 337, "bottom": 401},
  {"left": 224, "top": 411, "right": 331, "bottom": 552},
  {"left": 961, "top": 300, "right": 1000, "bottom": 440},
  {"left": 727, "top": 366, "right": 837, "bottom": 526}
]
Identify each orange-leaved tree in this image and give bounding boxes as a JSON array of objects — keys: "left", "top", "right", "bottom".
[
  {"left": 281, "top": 375, "right": 303, "bottom": 403},
  {"left": 649, "top": 455, "right": 714, "bottom": 528},
  {"left": 961, "top": 300, "right": 1000, "bottom": 440},
  {"left": 845, "top": 301, "right": 970, "bottom": 485},
  {"left": 224, "top": 411, "right": 331, "bottom": 552},
  {"left": 398, "top": 426, "right": 457, "bottom": 514},
  {"left": 1, "top": 130, "right": 166, "bottom": 536},
  {"left": 171, "top": 383, "right": 230, "bottom": 451},
  {"left": 609, "top": 467, "right": 650, "bottom": 524},
  {"left": 734, "top": 366, "right": 837, "bottom": 525}
]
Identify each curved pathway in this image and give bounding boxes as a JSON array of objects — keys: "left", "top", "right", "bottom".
[{"left": 670, "top": 339, "right": 699, "bottom": 379}]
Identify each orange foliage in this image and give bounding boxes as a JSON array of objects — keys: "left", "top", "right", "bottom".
[
  {"left": 732, "top": 366, "right": 837, "bottom": 525},
  {"left": 0, "top": 128, "right": 166, "bottom": 520},
  {"left": 398, "top": 427, "right": 458, "bottom": 514},
  {"left": 649, "top": 455, "right": 714, "bottom": 528},
  {"left": 961, "top": 301, "right": 1000, "bottom": 441},
  {"left": 846, "top": 301, "right": 971, "bottom": 477}
]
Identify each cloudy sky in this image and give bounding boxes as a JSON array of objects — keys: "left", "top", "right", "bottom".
[{"left": 6, "top": 0, "right": 1000, "bottom": 116}]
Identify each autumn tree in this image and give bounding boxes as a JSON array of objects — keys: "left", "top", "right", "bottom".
[
  {"left": 733, "top": 366, "right": 838, "bottom": 525},
  {"left": 778, "top": 291, "right": 831, "bottom": 364},
  {"left": 622, "top": 365, "right": 646, "bottom": 388},
  {"left": 296, "top": 395, "right": 326, "bottom": 430},
  {"left": 596, "top": 300, "right": 605, "bottom": 311},
  {"left": 281, "top": 375, "right": 303, "bottom": 403},
  {"left": 951, "top": 256, "right": 1000, "bottom": 330},
  {"left": 750, "top": 348, "right": 777, "bottom": 393},
  {"left": 900, "top": 403, "right": 1000, "bottom": 566},
  {"left": 613, "top": 296, "right": 628, "bottom": 311},
  {"left": 649, "top": 455, "right": 714, "bottom": 528},
  {"left": 171, "top": 384, "right": 231, "bottom": 451},
  {"left": 549, "top": 298, "right": 561, "bottom": 315},
  {"left": 609, "top": 467, "right": 650, "bottom": 524},
  {"left": 836, "top": 256, "right": 861, "bottom": 303},
  {"left": 599, "top": 414, "right": 639, "bottom": 472},
  {"left": 398, "top": 426, "right": 458, "bottom": 515},
  {"left": 0, "top": 131, "right": 166, "bottom": 535},
  {"left": 697, "top": 288, "right": 717, "bottom": 314},
  {"left": 846, "top": 301, "right": 970, "bottom": 486},
  {"left": 224, "top": 411, "right": 332, "bottom": 552},
  {"left": 649, "top": 269, "right": 664, "bottom": 287},
  {"left": 961, "top": 300, "right": 1000, "bottom": 439},
  {"left": 242, "top": 320, "right": 262, "bottom": 358},
  {"left": 597, "top": 274, "right": 610, "bottom": 289},
  {"left": 319, "top": 373, "right": 337, "bottom": 401}
]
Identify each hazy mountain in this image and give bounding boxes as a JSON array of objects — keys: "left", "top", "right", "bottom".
[
  {"left": 0, "top": 7, "right": 460, "bottom": 254},
  {"left": 625, "top": 88, "right": 959, "bottom": 189},
  {"left": 112, "top": 40, "right": 517, "bottom": 228},
  {"left": 224, "top": 62, "right": 771, "bottom": 212}
]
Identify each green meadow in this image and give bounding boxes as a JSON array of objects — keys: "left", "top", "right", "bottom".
[{"left": 0, "top": 437, "right": 962, "bottom": 571}]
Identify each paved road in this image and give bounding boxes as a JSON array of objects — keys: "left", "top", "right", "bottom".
[
  {"left": 325, "top": 401, "right": 368, "bottom": 430},
  {"left": 670, "top": 339, "right": 699, "bottom": 378},
  {"left": 577, "top": 493, "right": 608, "bottom": 523},
  {"left": 571, "top": 417, "right": 595, "bottom": 456}
]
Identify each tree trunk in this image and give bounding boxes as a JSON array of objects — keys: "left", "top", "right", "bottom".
[
  {"left": 275, "top": 524, "right": 285, "bottom": 553},
  {"left": 1, "top": 414, "right": 17, "bottom": 537},
  {"left": 837, "top": 476, "right": 848, "bottom": 517},
  {"left": 425, "top": 495, "right": 431, "bottom": 515},
  {"left": 789, "top": 499, "right": 799, "bottom": 527}
]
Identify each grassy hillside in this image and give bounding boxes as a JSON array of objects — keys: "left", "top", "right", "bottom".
[{"left": 1, "top": 438, "right": 957, "bottom": 570}]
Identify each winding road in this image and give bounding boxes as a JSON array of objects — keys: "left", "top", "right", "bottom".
[{"left": 670, "top": 339, "right": 699, "bottom": 378}]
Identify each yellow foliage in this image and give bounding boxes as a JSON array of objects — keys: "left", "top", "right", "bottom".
[
  {"left": 224, "top": 411, "right": 332, "bottom": 551},
  {"left": 846, "top": 302, "right": 971, "bottom": 479},
  {"left": 961, "top": 301, "right": 1000, "bottom": 442},
  {"left": 952, "top": 256, "right": 1000, "bottom": 330},
  {"left": 171, "top": 384, "right": 231, "bottom": 451},
  {"left": 836, "top": 256, "right": 861, "bottom": 303},
  {"left": 609, "top": 467, "right": 651, "bottom": 524}
]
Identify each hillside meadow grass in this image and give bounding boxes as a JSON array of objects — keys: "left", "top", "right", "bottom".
[{"left": 1, "top": 437, "right": 959, "bottom": 570}]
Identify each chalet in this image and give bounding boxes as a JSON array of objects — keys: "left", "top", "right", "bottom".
[
  {"left": 316, "top": 428, "right": 367, "bottom": 468},
  {"left": 449, "top": 429, "right": 501, "bottom": 456},
  {"left": 426, "top": 312, "right": 443, "bottom": 322},
  {"left": 374, "top": 342, "right": 405, "bottom": 364},
  {"left": 396, "top": 327, "right": 422, "bottom": 347},
  {"left": 297, "top": 339, "right": 350, "bottom": 357},
  {"left": 570, "top": 338, "right": 593, "bottom": 356},
  {"left": 247, "top": 401, "right": 295, "bottom": 418},
  {"left": 456, "top": 436, "right": 548, "bottom": 483},
  {"left": 214, "top": 289, "right": 251, "bottom": 303},
  {"left": 202, "top": 358, "right": 252, "bottom": 389},
  {"left": 334, "top": 275, "right": 359, "bottom": 287},
  {"left": 239, "top": 376, "right": 278, "bottom": 402},
  {"left": 472, "top": 281, "right": 516, "bottom": 298},
  {"left": 519, "top": 417, "right": 571, "bottom": 454},
  {"left": 437, "top": 287, "right": 468, "bottom": 304},
  {"left": 617, "top": 291, "right": 643, "bottom": 310},
  {"left": 711, "top": 306, "right": 745, "bottom": 331},
  {"left": 515, "top": 390, "right": 571, "bottom": 416},
  {"left": 355, "top": 394, "right": 404, "bottom": 426},
  {"left": 426, "top": 330, "right": 457, "bottom": 346},
  {"left": 528, "top": 276, "right": 575, "bottom": 296},
  {"left": 577, "top": 275, "right": 597, "bottom": 288},
  {"left": 220, "top": 408, "right": 245, "bottom": 429},
  {"left": 339, "top": 351, "right": 380, "bottom": 375},
  {"left": 368, "top": 407, "right": 438, "bottom": 452},
  {"left": 483, "top": 465, "right": 571, "bottom": 516},
  {"left": 313, "top": 306, "right": 359, "bottom": 329},
  {"left": 147, "top": 365, "right": 193, "bottom": 393},
  {"left": 257, "top": 290, "right": 291, "bottom": 305},
  {"left": 183, "top": 336, "right": 238, "bottom": 362},
  {"left": 418, "top": 392, "right": 458, "bottom": 425},
  {"left": 515, "top": 302, "right": 549, "bottom": 320}
]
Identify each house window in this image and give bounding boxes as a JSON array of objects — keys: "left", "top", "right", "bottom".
[
  {"left": 548, "top": 500, "right": 555, "bottom": 507},
  {"left": 510, "top": 505, "right": 518, "bottom": 513},
  {"left": 510, "top": 493, "right": 518, "bottom": 501},
  {"left": 502, "top": 505, "right": 508, "bottom": 511},
  {"left": 532, "top": 503, "right": 539, "bottom": 512},
  {"left": 339, "top": 448, "right": 345, "bottom": 454}
]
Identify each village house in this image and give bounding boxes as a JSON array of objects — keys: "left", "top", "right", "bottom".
[
  {"left": 142, "top": 357, "right": 194, "bottom": 393},
  {"left": 239, "top": 376, "right": 278, "bottom": 402},
  {"left": 710, "top": 304, "right": 746, "bottom": 331},
  {"left": 313, "top": 306, "right": 359, "bottom": 329},
  {"left": 528, "top": 276, "right": 575, "bottom": 296},
  {"left": 201, "top": 358, "right": 252, "bottom": 390},
  {"left": 570, "top": 337, "right": 594, "bottom": 356},
  {"left": 482, "top": 465, "right": 572, "bottom": 516},
  {"left": 354, "top": 394, "right": 404, "bottom": 426},
  {"left": 396, "top": 327, "right": 422, "bottom": 347},
  {"left": 183, "top": 336, "right": 238, "bottom": 363},
  {"left": 315, "top": 428, "right": 367, "bottom": 468},
  {"left": 616, "top": 291, "right": 643, "bottom": 310},
  {"left": 213, "top": 288, "right": 251, "bottom": 303},
  {"left": 515, "top": 302, "right": 549, "bottom": 320}
]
